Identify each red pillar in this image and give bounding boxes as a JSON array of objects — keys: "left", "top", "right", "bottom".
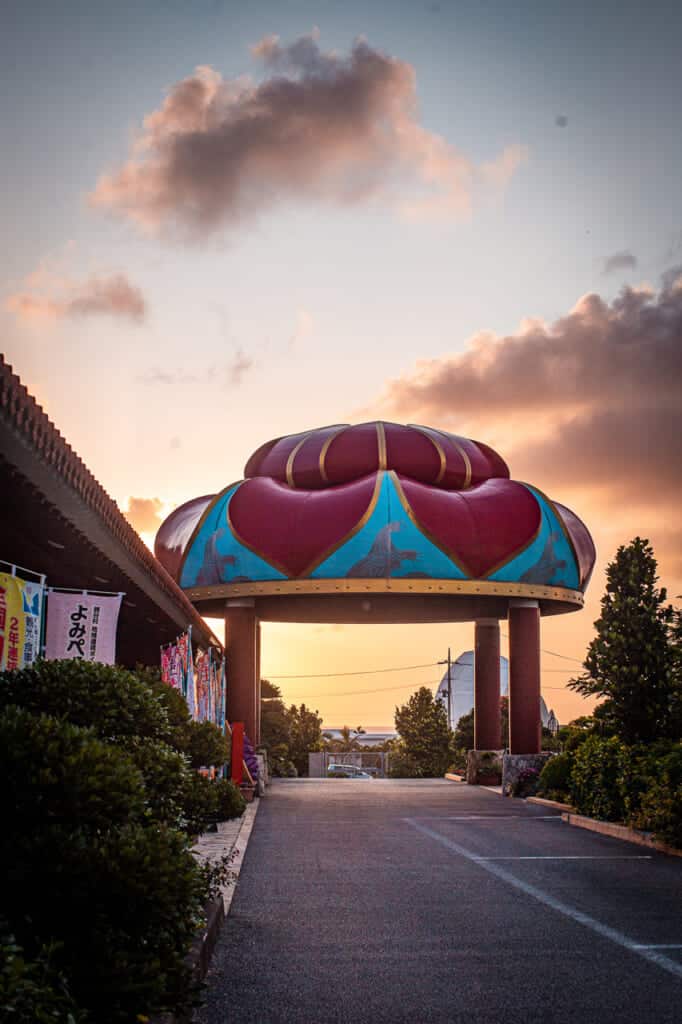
[
  {"left": 508, "top": 600, "right": 541, "bottom": 754},
  {"left": 255, "top": 621, "right": 262, "bottom": 747},
  {"left": 225, "top": 602, "right": 258, "bottom": 743},
  {"left": 474, "top": 618, "right": 501, "bottom": 750}
]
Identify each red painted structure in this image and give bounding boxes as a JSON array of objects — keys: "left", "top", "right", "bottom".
[{"left": 156, "top": 422, "right": 596, "bottom": 756}]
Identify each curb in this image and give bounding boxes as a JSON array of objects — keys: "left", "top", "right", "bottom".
[
  {"left": 222, "top": 798, "right": 260, "bottom": 915},
  {"left": 527, "top": 796, "right": 574, "bottom": 812},
  {"left": 561, "top": 811, "right": 682, "bottom": 857},
  {"left": 151, "top": 799, "right": 261, "bottom": 1024}
]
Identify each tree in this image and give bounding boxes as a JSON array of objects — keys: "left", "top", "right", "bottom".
[
  {"left": 260, "top": 679, "right": 292, "bottom": 751},
  {"left": 286, "top": 703, "right": 324, "bottom": 776},
  {"left": 393, "top": 687, "right": 453, "bottom": 777},
  {"left": 452, "top": 696, "right": 509, "bottom": 754},
  {"left": 569, "top": 538, "right": 676, "bottom": 744}
]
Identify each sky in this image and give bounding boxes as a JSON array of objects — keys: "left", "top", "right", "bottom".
[{"left": 2, "top": 0, "right": 681, "bottom": 728}]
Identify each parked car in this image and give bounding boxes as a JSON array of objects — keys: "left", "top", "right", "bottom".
[{"left": 327, "top": 764, "right": 373, "bottom": 779}]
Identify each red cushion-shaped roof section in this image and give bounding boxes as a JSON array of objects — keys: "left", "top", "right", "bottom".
[
  {"left": 243, "top": 421, "right": 509, "bottom": 491},
  {"left": 396, "top": 475, "right": 541, "bottom": 578},
  {"left": 228, "top": 473, "right": 379, "bottom": 578},
  {"left": 154, "top": 493, "right": 214, "bottom": 581}
]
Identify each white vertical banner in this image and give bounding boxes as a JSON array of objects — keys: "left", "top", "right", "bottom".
[{"left": 45, "top": 591, "right": 123, "bottom": 665}]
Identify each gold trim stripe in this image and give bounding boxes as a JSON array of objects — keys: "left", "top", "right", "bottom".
[
  {"left": 318, "top": 425, "right": 348, "bottom": 483},
  {"left": 185, "top": 577, "right": 585, "bottom": 605},
  {"left": 408, "top": 423, "right": 447, "bottom": 485},
  {"left": 285, "top": 434, "right": 310, "bottom": 488},
  {"left": 299, "top": 471, "right": 384, "bottom": 577},
  {"left": 388, "top": 470, "right": 471, "bottom": 576},
  {"left": 376, "top": 421, "right": 387, "bottom": 471}
]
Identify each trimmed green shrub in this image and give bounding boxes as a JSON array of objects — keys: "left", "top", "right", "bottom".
[
  {"left": 0, "top": 659, "right": 171, "bottom": 745},
  {"left": 181, "top": 774, "right": 245, "bottom": 835},
  {"left": 569, "top": 735, "right": 627, "bottom": 821},
  {"left": 213, "top": 778, "right": 247, "bottom": 820},
  {"left": 185, "top": 719, "right": 230, "bottom": 770},
  {"left": 0, "top": 705, "right": 146, "bottom": 832},
  {"left": 630, "top": 744, "right": 682, "bottom": 847},
  {"left": 0, "top": 701, "right": 217, "bottom": 1022},
  {"left": 0, "top": 928, "right": 87, "bottom": 1024},
  {"left": 537, "top": 752, "right": 573, "bottom": 802}
]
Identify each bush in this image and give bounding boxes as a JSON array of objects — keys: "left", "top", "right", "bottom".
[
  {"left": 0, "top": 693, "right": 220, "bottom": 1022},
  {"left": 0, "top": 659, "right": 171, "bottom": 745},
  {"left": 630, "top": 744, "right": 682, "bottom": 847},
  {"left": 185, "top": 719, "right": 230, "bottom": 770},
  {"left": 569, "top": 735, "right": 627, "bottom": 821},
  {"left": 181, "top": 774, "right": 245, "bottom": 835},
  {"left": 537, "top": 752, "right": 573, "bottom": 802},
  {"left": 511, "top": 767, "right": 540, "bottom": 798},
  {"left": 0, "top": 928, "right": 87, "bottom": 1024},
  {"left": 213, "top": 778, "right": 247, "bottom": 820}
]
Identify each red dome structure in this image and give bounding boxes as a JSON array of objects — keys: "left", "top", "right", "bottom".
[{"left": 156, "top": 421, "right": 595, "bottom": 758}]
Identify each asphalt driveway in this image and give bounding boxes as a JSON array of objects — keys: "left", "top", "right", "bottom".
[{"left": 196, "top": 779, "right": 682, "bottom": 1024}]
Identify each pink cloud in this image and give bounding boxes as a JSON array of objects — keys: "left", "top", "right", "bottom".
[
  {"left": 6, "top": 272, "right": 146, "bottom": 324},
  {"left": 89, "top": 34, "right": 526, "bottom": 237},
  {"left": 375, "top": 269, "right": 682, "bottom": 521}
]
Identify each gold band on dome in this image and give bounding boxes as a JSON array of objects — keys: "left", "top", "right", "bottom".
[
  {"left": 318, "top": 425, "right": 348, "bottom": 483},
  {"left": 285, "top": 434, "right": 310, "bottom": 488},
  {"left": 185, "top": 577, "right": 585, "bottom": 605},
  {"left": 452, "top": 439, "right": 472, "bottom": 489},
  {"left": 376, "top": 421, "right": 388, "bottom": 471},
  {"left": 408, "top": 424, "right": 447, "bottom": 484}
]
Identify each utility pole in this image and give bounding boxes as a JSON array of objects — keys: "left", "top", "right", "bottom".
[{"left": 437, "top": 647, "right": 452, "bottom": 729}]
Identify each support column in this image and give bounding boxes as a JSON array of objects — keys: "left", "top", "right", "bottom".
[
  {"left": 474, "top": 618, "right": 501, "bottom": 750},
  {"left": 508, "top": 599, "right": 541, "bottom": 754},
  {"left": 255, "top": 621, "right": 262, "bottom": 747},
  {"left": 224, "top": 600, "right": 258, "bottom": 743}
]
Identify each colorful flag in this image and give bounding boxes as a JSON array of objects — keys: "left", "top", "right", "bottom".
[
  {"left": 45, "top": 591, "right": 122, "bottom": 664},
  {"left": 0, "top": 572, "right": 44, "bottom": 671}
]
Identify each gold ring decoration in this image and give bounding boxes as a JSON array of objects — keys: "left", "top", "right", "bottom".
[
  {"left": 318, "top": 424, "right": 349, "bottom": 483},
  {"left": 376, "top": 421, "right": 388, "bottom": 471},
  {"left": 184, "top": 577, "right": 585, "bottom": 605}
]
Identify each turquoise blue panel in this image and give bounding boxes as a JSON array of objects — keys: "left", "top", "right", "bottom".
[
  {"left": 310, "top": 473, "right": 467, "bottom": 580},
  {"left": 181, "top": 485, "right": 287, "bottom": 587},
  {"left": 488, "top": 485, "right": 579, "bottom": 588}
]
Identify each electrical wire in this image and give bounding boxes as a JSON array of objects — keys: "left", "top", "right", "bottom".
[{"left": 268, "top": 661, "right": 439, "bottom": 679}]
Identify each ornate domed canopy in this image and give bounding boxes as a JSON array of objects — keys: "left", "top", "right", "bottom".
[{"left": 155, "top": 422, "right": 595, "bottom": 611}]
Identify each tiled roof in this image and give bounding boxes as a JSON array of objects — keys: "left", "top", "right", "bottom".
[{"left": 0, "top": 353, "right": 219, "bottom": 648}]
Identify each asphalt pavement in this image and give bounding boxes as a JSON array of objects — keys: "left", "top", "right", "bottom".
[{"left": 195, "top": 779, "right": 682, "bottom": 1024}]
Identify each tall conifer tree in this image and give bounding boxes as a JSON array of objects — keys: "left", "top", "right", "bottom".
[{"left": 569, "top": 538, "right": 675, "bottom": 743}]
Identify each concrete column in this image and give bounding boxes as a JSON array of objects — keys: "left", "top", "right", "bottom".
[
  {"left": 508, "top": 599, "right": 541, "bottom": 754},
  {"left": 225, "top": 600, "right": 258, "bottom": 743},
  {"left": 474, "top": 618, "right": 501, "bottom": 750}
]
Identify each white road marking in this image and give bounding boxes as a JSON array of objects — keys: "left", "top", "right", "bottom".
[
  {"left": 405, "top": 818, "right": 682, "bottom": 982},
  {"left": 633, "top": 944, "right": 682, "bottom": 949},
  {"left": 477, "top": 855, "right": 652, "bottom": 861},
  {"left": 422, "top": 814, "right": 561, "bottom": 821}
]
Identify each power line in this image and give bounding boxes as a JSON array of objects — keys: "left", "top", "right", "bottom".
[
  {"left": 283, "top": 677, "right": 574, "bottom": 700},
  {"left": 284, "top": 679, "right": 442, "bottom": 699},
  {"left": 500, "top": 631, "right": 583, "bottom": 664},
  {"left": 268, "top": 661, "right": 439, "bottom": 680}
]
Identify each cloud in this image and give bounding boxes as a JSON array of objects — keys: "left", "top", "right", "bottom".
[
  {"left": 602, "top": 249, "right": 637, "bottom": 275},
  {"left": 125, "top": 497, "right": 164, "bottom": 534},
  {"left": 89, "top": 33, "right": 526, "bottom": 237},
  {"left": 140, "top": 353, "right": 253, "bottom": 388},
  {"left": 6, "top": 272, "right": 146, "bottom": 324},
  {"left": 228, "top": 348, "right": 254, "bottom": 386},
  {"left": 376, "top": 268, "right": 682, "bottom": 524}
]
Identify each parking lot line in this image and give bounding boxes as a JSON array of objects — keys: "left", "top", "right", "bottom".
[{"left": 405, "top": 817, "right": 682, "bottom": 982}]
